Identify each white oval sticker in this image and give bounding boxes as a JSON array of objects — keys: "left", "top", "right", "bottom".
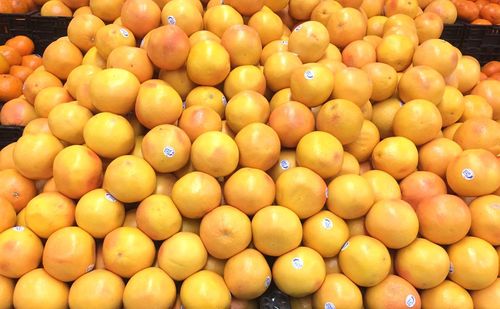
[
  {"left": 105, "top": 193, "right": 117, "bottom": 203},
  {"left": 167, "top": 15, "right": 176, "bottom": 25},
  {"left": 341, "top": 241, "right": 349, "bottom": 251},
  {"left": 265, "top": 276, "right": 271, "bottom": 288},
  {"left": 325, "top": 302, "right": 336, "bottom": 309},
  {"left": 294, "top": 25, "right": 302, "bottom": 32},
  {"left": 405, "top": 294, "right": 416, "bottom": 308},
  {"left": 304, "top": 70, "right": 314, "bottom": 80},
  {"left": 12, "top": 226, "right": 24, "bottom": 232},
  {"left": 222, "top": 95, "right": 227, "bottom": 106},
  {"left": 322, "top": 218, "right": 333, "bottom": 230},
  {"left": 280, "top": 160, "right": 290, "bottom": 170},
  {"left": 119, "top": 28, "right": 129, "bottom": 38},
  {"left": 292, "top": 257, "right": 303, "bottom": 269},
  {"left": 163, "top": 146, "right": 175, "bottom": 158},
  {"left": 449, "top": 262, "right": 454, "bottom": 274},
  {"left": 461, "top": 168, "right": 474, "bottom": 180},
  {"left": 86, "top": 264, "right": 95, "bottom": 273}
]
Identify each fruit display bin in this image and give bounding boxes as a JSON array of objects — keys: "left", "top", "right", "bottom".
[
  {"left": 0, "top": 125, "right": 23, "bottom": 149},
  {"left": 441, "top": 22, "right": 500, "bottom": 65},
  {"left": 460, "top": 24, "right": 500, "bottom": 65},
  {"left": 0, "top": 11, "right": 70, "bottom": 55}
]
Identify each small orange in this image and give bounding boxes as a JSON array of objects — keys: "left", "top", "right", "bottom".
[
  {"left": 0, "top": 74, "right": 23, "bottom": 102},
  {"left": 311, "top": 0, "right": 343, "bottom": 26},
  {"left": 48, "top": 103, "right": 93, "bottom": 145},
  {"left": 5, "top": 36, "right": 34, "bottom": 57},
  {"left": 316, "top": 99, "right": 366, "bottom": 145},
  {"left": 0, "top": 46, "right": 22, "bottom": 66},
  {"left": 0, "top": 169, "right": 37, "bottom": 212},
  {"left": 40, "top": 0, "right": 72, "bottom": 16},
  {"left": 8, "top": 65, "right": 33, "bottom": 82},
  {"left": 21, "top": 54, "right": 42, "bottom": 70},
  {"left": 178, "top": 105, "right": 222, "bottom": 142},
  {"left": 68, "top": 269, "right": 124, "bottom": 309}
]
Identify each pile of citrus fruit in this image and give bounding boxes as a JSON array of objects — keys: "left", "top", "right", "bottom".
[{"left": 0, "top": 0, "right": 499, "bottom": 308}]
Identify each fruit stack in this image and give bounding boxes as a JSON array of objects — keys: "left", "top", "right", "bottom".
[{"left": 0, "top": 1, "right": 499, "bottom": 309}]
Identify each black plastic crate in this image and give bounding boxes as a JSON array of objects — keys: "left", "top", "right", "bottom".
[
  {"left": 259, "top": 285, "right": 291, "bottom": 309},
  {"left": 0, "top": 12, "right": 34, "bottom": 35},
  {"left": 0, "top": 126, "right": 23, "bottom": 149},
  {"left": 441, "top": 23, "right": 466, "bottom": 47},
  {"left": 29, "top": 12, "right": 71, "bottom": 36},
  {"left": 460, "top": 24, "right": 500, "bottom": 65}
]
